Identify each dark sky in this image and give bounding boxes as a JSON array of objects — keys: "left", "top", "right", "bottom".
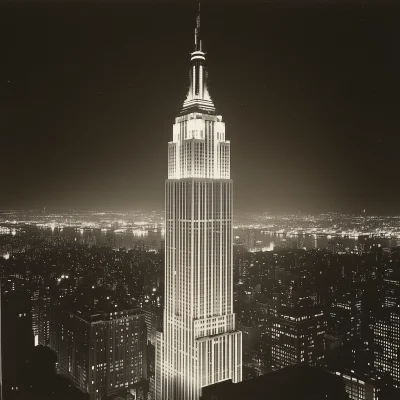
[{"left": 1, "top": 1, "right": 399, "bottom": 214}]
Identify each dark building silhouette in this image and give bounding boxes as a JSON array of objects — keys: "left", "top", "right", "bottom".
[
  {"left": 200, "top": 365, "right": 349, "bottom": 400},
  {"left": 1, "top": 277, "right": 34, "bottom": 399},
  {"left": 330, "top": 288, "right": 362, "bottom": 342},
  {"left": 38, "top": 285, "right": 52, "bottom": 346},
  {"left": 28, "top": 345, "right": 89, "bottom": 398},
  {"left": 49, "top": 300, "right": 147, "bottom": 400},
  {"left": 144, "top": 305, "right": 164, "bottom": 400},
  {"left": 143, "top": 305, "right": 163, "bottom": 347},
  {"left": 373, "top": 308, "right": 400, "bottom": 389},
  {"left": 271, "top": 307, "right": 325, "bottom": 368}
]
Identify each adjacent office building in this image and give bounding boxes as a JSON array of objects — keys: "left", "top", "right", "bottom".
[
  {"left": 38, "top": 285, "right": 52, "bottom": 346},
  {"left": 373, "top": 307, "right": 400, "bottom": 389},
  {"left": 333, "top": 370, "right": 378, "bottom": 400},
  {"left": 144, "top": 305, "right": 164, "bottom": 400},
  {"left": 144, "top": 305, "right": 164, "bottom": 347},
  {"left": 1, "top": 277, "right": 34, "bottom": 398},
  {"left": 49, "top": 301, "right": 147, "bottom": 399},
  {"left": 271, "top": 307, "right": 325, "bottom": 369}
]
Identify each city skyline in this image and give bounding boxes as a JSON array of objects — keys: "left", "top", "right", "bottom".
[
  {"left": 2, "top": 2, "right": 400, "bottom": 400},
  {"left": 1, "top": 1, "right": 399, "bottom": 214}
]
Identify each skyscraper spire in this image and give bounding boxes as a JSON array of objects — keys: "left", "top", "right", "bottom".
[
  {"left": 182, "top": 2, "right": 215, "bottom": 115},
  {"left": 195, "top": 2, "right": 201, "bottom": 52}
]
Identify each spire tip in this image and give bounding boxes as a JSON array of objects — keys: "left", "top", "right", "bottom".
[{"left": 195, "top": 2, "right": 202, "bottom": 52}]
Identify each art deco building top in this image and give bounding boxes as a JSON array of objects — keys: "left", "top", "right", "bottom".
[{"left": 181, "top": 3, "right": 216, "bottom": 115}]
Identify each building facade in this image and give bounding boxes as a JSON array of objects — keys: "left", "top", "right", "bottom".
[
  {"left": 271, "top": 307, "right": 325, "bottom": 369},
  {"left": 1, "top": 277, "right": 34, "bottom": 398},
  {"left": 144, "top": 305, "right": 164, "bottom": 400},
  {"left": 49, "top": 305, "right": 147, "bottom": 399},
  {"left": 38, "top": 285, "right": 51, "bottom": 346},
  {"left": 333, "top": 370, "right": 378, "bottom": 400},
  {"left": 243, "top": 229, "right": 256, "bottom": 251},
  {"left": 373, "top": 307, "right": 400, "bottom": 389},
  {"left": 155, "top": 6, "right": 242, "bottom": 400},
  {"left": 144, "top": 305, "right": 164, "bottom": 347}
]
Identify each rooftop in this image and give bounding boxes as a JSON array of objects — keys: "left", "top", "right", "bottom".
[
  {"left": 60, "top": 292, "right": 143, "bottom": 323},
  {"left": 201, "top": 365, "right": 348, "bottom": 400}
]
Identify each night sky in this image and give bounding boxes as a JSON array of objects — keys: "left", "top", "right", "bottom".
[{"left": 1, "top": 1, "right": 399, "bottom": 214}]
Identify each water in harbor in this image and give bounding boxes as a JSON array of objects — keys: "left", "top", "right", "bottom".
[{"left": 234, "top": 229, "right": 400, "bottom": 251}]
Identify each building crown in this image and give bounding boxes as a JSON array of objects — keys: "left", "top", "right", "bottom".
[{"left": 181, "top": 3, "right": 216, "bottom": 115}]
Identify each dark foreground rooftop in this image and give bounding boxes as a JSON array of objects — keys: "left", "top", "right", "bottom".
[{"left": 201, "top": 365, "right": 348, "bottom": 400}]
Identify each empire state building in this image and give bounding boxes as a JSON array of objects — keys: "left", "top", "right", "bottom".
[{"left": 155, "top": 5, "right": 242, "bottom": 400}]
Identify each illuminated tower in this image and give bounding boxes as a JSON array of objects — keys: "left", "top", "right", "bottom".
[{"left": 155, "top": 5, "right": 242, "bottom": 400}]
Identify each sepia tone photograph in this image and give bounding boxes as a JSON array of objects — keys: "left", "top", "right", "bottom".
[{"left": 0, "top": 0, "right": 399, "bottom": 399}]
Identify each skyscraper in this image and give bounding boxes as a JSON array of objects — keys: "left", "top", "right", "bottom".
[
  {"left": 1, "top": 277, "right": 34, "bottom": 398},
  {"left": 271, "top": 307, "right": 325, "bottom": 369},
  {"left": 155, "top": 5, "right": 242, "bottom": 400},
  {"left": 38, "top": 285, "right": 51, "bottom": 347},
  {"left": 373, "top": 308, "right": 400, "bottom": 389},
  {"left": 243, "top": 229, "right": 256, "bottom": 251},
  {"left": 49, "top": 300, "right": 147, "bottom": 399}
]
